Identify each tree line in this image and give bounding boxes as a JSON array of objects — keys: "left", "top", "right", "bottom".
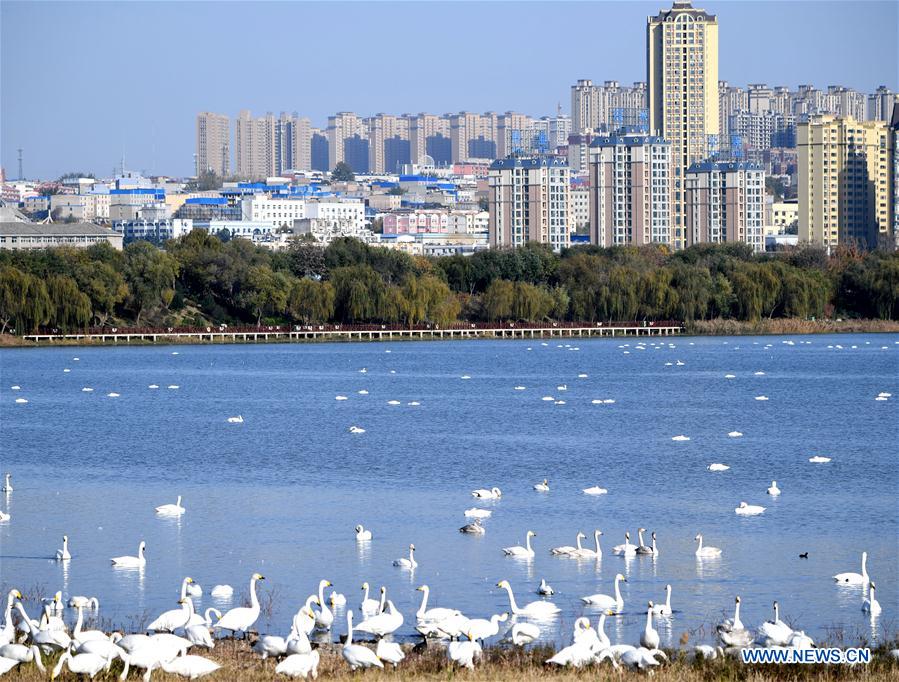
[{"left": 1, "top": 232, "right": 897, "bottom": 335}]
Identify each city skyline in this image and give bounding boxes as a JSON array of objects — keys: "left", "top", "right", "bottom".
[{"left": 2, "top": 0, "right": 897, "bottom": 179}]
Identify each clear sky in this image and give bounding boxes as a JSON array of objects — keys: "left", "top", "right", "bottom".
[{"left": 1, "top": 0, "right": 896, "bottom": 180}]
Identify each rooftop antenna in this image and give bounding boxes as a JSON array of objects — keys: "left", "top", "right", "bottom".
[{"left": 17, "top": 148, "right": 23, "bottom": 180}]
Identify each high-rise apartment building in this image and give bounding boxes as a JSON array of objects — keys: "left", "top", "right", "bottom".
[
  {"left": 497, "top": 112, "right": 534, "bottom": 158},
  {"left": 798, "top": 115, "right": 893, "bottom": 249},
  {"left": 196, "top": 112, "right": 230, "bottom": 177},
  {"left": 647, "top": 0, "right": 719, "bottom": 249},
  {"left": 868, "top": 86, "right": 897, "bottom": 121},
  {"left": 366, "top": 114, "right": 410, "bottom": 173},
  {"left": 891, "top": 104, "right": 899, "bottom": 245},
  {"left": 718, "top": 81, "right": 747, "bottom": 141},
  {"left": 684, "top": 161, "right": 765, "bottom": 252},
  {"left": 327, "top": 112, "right": 367, "bottom": 172},
  {"left": 408, "top": 114, "right": 451, "bottom": 165},
  {"left": 488, "top": 157, "right": 571, "bottom": 252},
  {"left": 587, "top": 132, "right": 672, "bottom": 248},
  {"left": 450, "top": 112, "right": 499, "bottom": 162},
  {"left": 571, "top": 80, "right": 647, "bottom": 133},
  {"left": 235, "top": 110, "right": 277, "bottom": 180}
]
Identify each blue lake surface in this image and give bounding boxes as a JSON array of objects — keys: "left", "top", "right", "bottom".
[{"left": 1, "top": 333, "right": 897, "bottom": 648}]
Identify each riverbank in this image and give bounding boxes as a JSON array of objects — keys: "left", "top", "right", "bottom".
[
  {"left": 687, "top": 318, "right": 899, "bottom": 336},
  {"left": 6, "top": 639, "right": 899, "bottom": 681}
]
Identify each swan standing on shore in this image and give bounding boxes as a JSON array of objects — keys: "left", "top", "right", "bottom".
[
  {"left": 695, "top": 534, "right": 722, "bottom": 557},
  {"left": 581, "top": 573, "right": 626, "bottom": 613},
  {"left": 503, "top": 530, "right": 536, "bottom": 558},
  {"left": 155, "top": 496, "right": 185, "bottom": 516},
  {"left": 393, "top": 544, "right": 417, "bottom": 569},
  {"left": 355, "top": 600, "right": 403, "bottom": 637},
  {"left": 314, "top": 580, "right": 334, "bottom": 630},
  {"left": 834, "top": 552, "right": 870, "bottom": 585},
  {"left": 717, "top": 596, "right": 752, "bottom": 647},
  {"left": 111, "top": 541, "right": 146, "bottom": 567},
  {"left": 214, "top": 573, "right": 264, "bottom": 638},
  {"left": 496, "top": 580, "right": 560, "bottom": 616},
  {"left": 56, "top": 535, "right": 71, "bottom": 561},
  {"left": 511, "top": 622, "right": 540, "bottom": 646}
]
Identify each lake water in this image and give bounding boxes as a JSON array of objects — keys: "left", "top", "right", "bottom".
[{"left": 1, "top": 334, "right": 896, "bottom": 649}]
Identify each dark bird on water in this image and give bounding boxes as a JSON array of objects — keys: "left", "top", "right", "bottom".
[{"left": 799, "top": 552, "right": 809, "bottom": 559}]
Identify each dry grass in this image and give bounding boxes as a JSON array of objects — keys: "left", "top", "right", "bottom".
[
  {"left": 7, "top": 638, "right": 899, "bottom": 681},
  {"left": 687, "top": 318, "right": 899, "bottom": 336}
]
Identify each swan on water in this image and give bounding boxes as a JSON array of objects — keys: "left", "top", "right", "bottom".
[
  {"left": 348, "top": 426, "right": 366, "bottom": 433},
  {"left": 671, "top": 435, "right": 690, "bottom": 441},
  {"left": 210, "top": 585, "right": 233, "bottom": 599},
  {"left": 724, "top": 374, "right": 735, "bottom": 379},
  {"left": 578, "top": 373, "right": 588, "bottom": 378},
  {"left": 808, "top": 455, "right": 831, "bottom": 463},
  {"left": 640, "top": 602, "right": 660, "bottom": 650},
  {"left": 550, "top": 532, "right": 584, "bottom": 556},
  {"left": 56, "top": 535, "right": 71, "bottom": 561},
  {"left": 533, "top": 479, "right": 549, "bottom": 492},
  {"left": 502, "top": 530, "right": 536, "bottom": 558},
  {"left": 168, "top": 385, "right": 179, "bottom": 389},
  {"left": 1, "top": 474, "right": 11, "bottom": 492},
  {"left": 0, "top": 510, "right": 8, "bottom": 523},
  {"left": 511, "top": 622, "right": 540, "bottom": 646},
  {"left": 68, "top": 596, "right": 99, "bottom": 610},
  {"left": 107, "top": 393, "right": 120, "bottom": 398},
  {"left": 581, "top": 573, "right": 626, "bottom": 613},
  {"left": 636, "top": 530, "right": 658, "bottom": 556},
  {"left": 694, "top": 534, "right": 722, "bottom": 557},
  {"left": 181, "top": 577, "right": 202, "bottom": 599},
  {"left": 571, "top": 530, "right": 603, "bottom": 558},
  {"left": 735, "top": 501, "right": 766, "bottom": 516},
  {"left": 214, "top": 573, "right": 264, "bottom": 638},
  {"left": 81, "top": 387, "right": 93, "bottom": 392},
  {"left": 148, "top": 385, "right": 159, "bottom": 389},
  {"left": 514, "top": 386, "right": 526, "bottom": 390},
  {"left": 708, "top": 463, "right": 730, "bottom": 471},
  {"left": 459, "top": 519, "right": 485, "bottom": 534},
  {"left": 14, "top": 398, "right": 27, "bottom": 404},
  {"left": 582, "top": 486, "right": 607, "bottom": 495},
  {"left": 542, "top": 396, "right": 554, "bottom": 401},
  {"left": 393, "top": 544, "right": 417, "bottom": 569},
  {"left": 155, "top": 496, "right": 185, "bottom": 516},
  {"left": 464, "top": 508, "right": 491, "bottom": 519},
  {"left": 359, "top": 584, "right": 383, "bottom": 619},
  {"left": 767, "top": 480, "right": 781, "bottom": 496},
  {"left": 111, "top": 541, "right": 146, "bottom": 567},
  {"left": 355, "top": 524, "right": 372, "bottom": 541},
  {"left": 833, "top": 551, "right": 870, "bottom": 585},
  {"left": 862, "top": 582, "right": 881, "bottom": 616},
  {"left": 728, "top": 431, "right": 743, "bottom": 437},
  {"left": 471, "top": 487, "right": 501, "bottom": 499},
  {"left": 314, "top": 579, "right": 334, "bottom": 630},
  {"left": 357, "top": 389, "right": 368, "bottom": 395},
  {"left": 335, "top": 395, "right": 348, "bottom": 400},
  {"left": 538, "top": 579, "right": 554, "bottom": 596},
  {"left": 755, "top": 395, "right": 769, "bottom": 401},
  {"left": 329, "top": 592, "right": 346, "bottom": 607},
  {"left": 226, "top": 415, "right": 244, "bottom": 423},
  {"left": 496, "top": 580, "right": 560, "bottom": 616},
  {"left": 756, "top": 601, "right": 794, "bottom": 647},
  {"left": 612, "top": 531, "right": 637, "bottom": 555},
  {"left": 387, "top": 400, "right": 401, "bottom": 406},
  {"left": 716, "top": 596, "right": 751, "bottom": 647},
  {"left": 652, "top": 585, "right": 672, "bottom": 616},
  {"left": 275, "top": 650, "right": 320, "bottom": 678}
]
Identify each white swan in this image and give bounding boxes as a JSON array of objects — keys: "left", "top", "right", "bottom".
[
  {"left": 511, "top": 622, "right": 540, "bottom": 646},
  {"left": 155, "top": 495, "right": 185, "bottom": 515},
  {"left": 459, "top": 519, "right": 486, "bottom": 534},
  {"left": 51, "top": 649, "right": 106, "bottom": 679},
  {"left": 275, "top": 650, "right": 320, "bottom": 678},
  {"left": 862, "top": 582, "right": 882, "bottom": 616},
  {"left": 538, "top": 579, "right": 554, "bottom": 595},
  {"left": 695, "top": 534, "right": 722, "bottom": 557},
  {"left": 635, "top": 529, "right": 658, "bottom": 556},
  {"left": 466, "top": 613, "right": 508, "bottom": 643},
  {"left": 68, "top": 596, "right": 99, "bottom": 611},
  {"left": 582, "top": 486, "right": 607, "bottom": 495},
  {"left": 314, "top": 579, "right": 334, "bottom": 630},
  {"left": 716, "top": 596, "right": 751, "bottom": 647},
  {"left": 160, "top": 654, "right": 221, "bottom": 679},
  {"left": 355, "top": 600, "right": 403, "bottom": 638},
  {"left": 756, "top": 601, "right": 794, "bottom": 646},
  {"left": 359, "top": 583, "right": 383, "bottom": 618},
  {"left": 329, "top": 592, "right": 346, "bottom": 607},
  {"left": 612, "top": 531, "right": 637, "bottom": 556},
  {"left": 110, "top": 541, "right": 146, "bottom": 567},
  {"left": 809, "top": 455, "right": 831, "bottom": 463},
  {"left": 416, "top": 585, "right": 462, "bottom": 623},
  {"left": 550, "top": 532, "right": 584, "bottom": 556},
  {"left": 147, "top": 598, "right": 192, "bottom": 633},
  {"left": 502, "top": 530, "right": 536, "bottom": 558},
  {"left": 0, "top": 510, "right": 9, "bottom": 522},
  {"left": 354, "top": 524, "right": 372, "bottom": 541},
  {"left": 71, "top": 604, "right": 107, "bottom": 644},
  {"left": 393, "top": 544, "right": 417, "bottom": 568},
  {"left": 735, "top": 501, "right": 766, "bottom": 515},
  {"left": 464, "top": 508, "right": 491, "bottom": 519},
  {"left": 652, "top": 585, "right": 672, "bottom": 616},
  {"left": 214, "top": 573, "right": 264, "bottom": 637},
  {"left": 2, "top": 474, "right": 12, "bottom": 492},
  {"left": 210, "top": 585, "right": 233, "bottom": 599},
  {"left": 708, "top": 463, "right": 730, "bottom": 471},
  {"left": 376, "top": 640, "right": 404, "bottom": 669},
  {"left": 496, "top": 580, "right": 560, "bottom": 616},
  {"left": 671, "top": 435, "right": 690, "bottom": 441},
  {"left": 581, "top": 573, "right": 626, "bottom": 613},
  {"left": 728, "top": 431, "right": 743, "bottom": 437},
  {"left": 833, "top": 551, "right": 870, "bottom": 585},
  {"left": 767, "top": 480, "right": 781, "bottom": 496},
  {"left": 0, "top": 644, "right": 44, "bottom": 675},
  {"left": 533, "top": 479, "right": 549, "bottom": 492},
  {"left": 546, "top": 640, "right": 595, "bottom": 668},
  {"left": 640, "top": 602, "right": 660, "bottom": 650},
  {"left": 471, "top": 487, "right": 501, "bottom": 499},
  {"left": 56, "top": 535, "right": 71, "bottom": 561},
  {"left": 447, "top": 639, "right": 481, "bottom": 669},
  {"left": 227, "top": 415, "right": 244, "bottom": 423}
]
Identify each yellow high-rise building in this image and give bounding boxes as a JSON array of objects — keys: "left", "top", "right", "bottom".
[
  {"left": 647, "top": 0, "right": 719, "bottom": 249},
  {"left": 798, "top": 115, "right": 893, "bottom": 249}
]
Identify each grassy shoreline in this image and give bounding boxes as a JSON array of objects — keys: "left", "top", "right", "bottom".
[
  {"left": 5, "top": 638, "right": 899, "bottom": 681},
  {"left": 2, "top": 318, "right": 898, "bottom": 349}
]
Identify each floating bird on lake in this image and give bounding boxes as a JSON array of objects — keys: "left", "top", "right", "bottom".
[
  {"left": 355, "top": 525, "right": 372, "bottom": 541},
  {"left": 460, "top": 519, "right": 485, "bottom": 535},
  {"left": 833, "top": 551, "right": 870, "bottom": 585},
  {"left": 155, "top": 496, "right": 185, "bottom": 516},
  {"left": 538, "top": 579, "right": 554, "bottom": 596},
  {"left": 767, "top": 480, "right": 781, "bottom": 496},
  {"left": 533, "top": 479, "right": 549, "bottom": 492},
  {"left": 111, "top": 541, "right": 146, "bottom": 567},
  {"left": 735, "top": 501, "right": 766, "bottom": 516},
  {"left": 694, "top": 534, "right": 722, "bottom": 558},
  {"left": 56, "top": 535, "right": 71, "bottom": 561},
  {"left": 502, "top": 530, "right": 536, "bottom": 558}
]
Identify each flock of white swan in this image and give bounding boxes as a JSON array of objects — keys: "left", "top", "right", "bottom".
[{"left": 2, "top": 337, "right": 896, "bottom": 678}]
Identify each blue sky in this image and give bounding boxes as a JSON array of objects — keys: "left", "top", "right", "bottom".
[{"left": 1, "top": 1, "right": 896, "bottom": 179}]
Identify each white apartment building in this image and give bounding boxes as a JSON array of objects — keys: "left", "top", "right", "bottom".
[{"left": 241, "top": 195, "right": 308, "bottom": 228}]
